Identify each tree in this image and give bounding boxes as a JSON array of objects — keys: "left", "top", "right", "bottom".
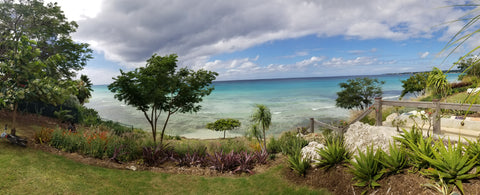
[
  {"left": 427, "top": 67, "right": 450, "bottom": 100},
  {"left": 455, "top": 55, "right": 480, "bottom": 79},
  {"left": 76, "top": 74, "right": 93, "bottom": 105},
  {"left": 0, "top": 36, "right": 71, "bottom": 134},
  {"left": 336, "top": 77, "right": 384, "bottom": 110},
  {"left": 400, "top": 72, "right": 428, "bottom": 99},
  {"left": 251, "top": 104, "right": 271, "bottom": 152},
  {"left": 0, "top": 0, "right": 92, "bottom": 80},
  {"left": 206, "top": 118, "right": 241, "bottom": 139},
  {"left": 247, "top": 123, "right": 263, "bottom": 149},
  {"left": 108, "top": 54, "right": 218, "bottom": 144}
]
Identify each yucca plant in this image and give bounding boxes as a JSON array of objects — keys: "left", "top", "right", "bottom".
[
  {"left": 287, "top": 150, "right": 311, "bottom": 177},
  {"left": 379, "top": 141, "right": 409, "bottom": 174},
  {"left": 393, "top": 127, "right": 422, "bottom": 150},
  {"left": 315, "top": 134, "right": 352, "bottom": 168},
  {"left": 349, "top": 145, "right": 384, "bottom": 190},
  {"left": 419, "top": 139, "right": 479, "bottom": 195}
]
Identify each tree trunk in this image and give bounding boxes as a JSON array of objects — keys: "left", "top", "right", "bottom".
[
  {"left": 11, "top": 102, "right": 18, "bottom": 136},
  {"left": 262, "top": 125, "right": 266, "bottom": 152},
  {"left": 160, "top": 112, "right": 172, "bottom": 145}
]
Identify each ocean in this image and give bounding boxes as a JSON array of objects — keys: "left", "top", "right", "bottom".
[{"left": 85, "top": 73, "right": 459, "bottom": 139}]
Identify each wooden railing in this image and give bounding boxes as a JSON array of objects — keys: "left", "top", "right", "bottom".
[
  {"left": 374, "top": 97, "right": 480, "bottom": 134},
  {"left": 308, "top": 97, "right": 480, "bottom": 135}
]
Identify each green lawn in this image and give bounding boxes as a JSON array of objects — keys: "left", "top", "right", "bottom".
[{"left": 0, "top": 141, "right": 327, "bottom": 195}]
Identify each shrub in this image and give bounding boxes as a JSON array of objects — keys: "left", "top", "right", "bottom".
[
  {"left": 266, "top": 137, "right": 281, "bottom": 154},
  {"left": 315, "top": 134, "right": 351, "bottom": 168},
  {"left": 287, "top": 150, "right": 311, "bottom": 177},
  {"left": 378, "top": 141, "right": 409, "bottom": 174},
  {"left": 254, "top": 150, "right": 269, "bottom": 164},
  {"left": 394, "top": 127, "right": 434, "bottom": 170},
  {"left": 208, "top": 139, "right": 250, "bottom": 154},
  {"left": 465, "top": 139, "right": 480, "bottom": 165},
  {"left": 34, "top": 127, "right": 54, "bottom": 144},
  {"left": 349, "top": 145, "right": 384, "bottom": 190},
  {"left": 142, "top": 143, "right": 175, "bottom": 167},
  {"left": 278, "top": 131, "right": 308, "bottom": 156},
  {"left": 206, "top": 150, "right": 240, "bottom": 173},
  {"left": 419, "top": 139, "right": 478, "bottom": 195},
  {"left": 234, "top": 151, "right": 256, "bottom": 174},
  {"left": 50, "top": 129, "right": 84, "bottom": 152},
  {"left": 175, "top": 151, "right": 206, "bottom": 167}
]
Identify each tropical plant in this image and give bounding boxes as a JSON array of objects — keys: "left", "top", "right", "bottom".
[
  {"left": 206, "top": 150, "right": 240, "bottom": 173},
  {"left": 251, "top": 104, "right": 272, "bottom": 151},
  {"left": 394, "top": 128, "right": 434, "bottom": 170},
  {"left": 378, "top": 141, "right": 409, "bottom": 174},
  {"left": 419, "top": 139, "right": 478, "bottom": 195},
  {"left": 349, "top": 145, "right": 384, "bottom": 190},
  {"left": 108, "top": 54, "right": 218, "bottom": 144},
  {"left": 278, "top": 131, "right": 308, "bottom": 156},
  {"left": 266, "top": 137, "right": 281, "bottom": 154},
  {"left": 206, "top": 118, "right": 241, "bottom": 139},
  {"left": 315, "top": 134, "right": 351, "bottom": 169},
  {"left": 76, "top": 75, "right": 93, "bottom": 105},
  {"left": 336, "top": 77, "right": 384, "bottom": 110},
  {"left": 248, "top": 124, "right": 264, "bottom": 149},
  {"left": 400, "top": 72, "right": 428, "bottom": 99},
  {"left": 427, "top": 67, "right": 450, "bottom": 100},
  {"left": 287, "top": 150, "right": 311, "bottom": 177},
  {"left": 142, "top": 143, "right": 175, "bottom": 167},
  {"left": 234, "top": 151, "right": 256, "bottom": 174},
  {"left": 253, "top": 150, "right": 269, "bottom": 164},
  {"left": 422, "top": 174, "right": 459, "bottom": 195},
  {"left": 465, "top": 139, "right": 480, "bottom": 165}
]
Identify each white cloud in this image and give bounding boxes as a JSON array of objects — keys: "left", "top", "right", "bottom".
[
  {"left": 420, "top": 51, "right": 430, "bottom": 58},
  {"left": 71, "top": 0, "right": 467, "bottom": 69},
  {"left": 44, "top": 0, "right": 103, "bottom": 21},
  {"left": 77, "top": 67, "right": 120, "bottom": 85}
]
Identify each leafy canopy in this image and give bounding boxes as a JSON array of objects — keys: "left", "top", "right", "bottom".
[
  {"left": 336, "top": 77, "right": 384, "bottom": 110},
  {"left": 206, "top": 118, "right": 241, "bottom": 139},
  {"left": 108, "top": 54, "right": 218, "bottom": 144},
  {"left": 400, "top": 72, "right": 428, "bottom": 99},
  {"left": 427, "top": 67, "right": 450, "bottom": 99}
]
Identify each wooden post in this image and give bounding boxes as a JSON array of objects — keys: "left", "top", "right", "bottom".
[
  {"left": 432, "top": 99, "right": 441, "bottom": 134},
  {"left": 374, "top": 97, "right": 382, "bottom": 126},
  {"left": 310, "top": 118, "right": 314, "bottom": 133}
]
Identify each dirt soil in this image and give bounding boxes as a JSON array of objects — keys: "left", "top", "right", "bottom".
[{"left": 4, "top": 111, "right": 480, "bottom": 194}]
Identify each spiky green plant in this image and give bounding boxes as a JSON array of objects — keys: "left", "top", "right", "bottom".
[
  {"left": 394, "top": 127, "right": 434, "bottom": 170},
  {"left": 422, "top": 174, "right": 459, "bottom": 195},
  {"left": 287, "top": 150, "right": 311, "bottom": 177},
  {"left": 349, "top": 145, "right": 384, "bottom": 190},
  {"left": 378, "top": 141, "right": 409, "bottom": 174},
  {"left": 315, "top": 134, "right": 352, "bottom": 168},
  {"left": 465, "top": 139, "right": 480, "bottom": 165},
  {"left": 419, "top": 139, "right": 479, "bottom": 195}
]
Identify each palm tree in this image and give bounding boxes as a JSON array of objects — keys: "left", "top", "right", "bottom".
[
  {"left": 251, "top": 104, "right": 272, "bottom": 152},
  {"left": 427, "top": 67, "right": 450, "bottom": 101}
]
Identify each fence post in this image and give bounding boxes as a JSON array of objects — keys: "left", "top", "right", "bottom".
[
  {"left": 374, "top": 97, "right": 382, "bottom": 126},
  {"left": 310, "top": 118, "right": 314, "bottom": 133},
  {"left": 432, "top": 99, "right": 441, "bottom": 134}
]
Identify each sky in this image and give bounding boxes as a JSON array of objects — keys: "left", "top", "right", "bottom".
[{"left": 44, "top": 0, "right": 476, "bottom": 85}]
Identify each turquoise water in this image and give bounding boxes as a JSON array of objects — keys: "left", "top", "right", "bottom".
[{"left": 85, "top": 73, "right": 459, "bottom": 138}]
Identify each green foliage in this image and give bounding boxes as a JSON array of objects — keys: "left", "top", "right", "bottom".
[
  {"left": 456, "top": 55, "right": 480, "bottom": 78},
  {"left": 75, "top": 75, "right": 93, "bottom": 105},
  {"left": 349, "top": 145, "right": 384, "bottom": 190},
  {"left": 207, "top": 138, "right": 251, "bottom": 154},
  {"left": 267, "top": 137, "right": 281, "bottom": 154},
  {"left": 422, "top": 175, "right": 458, "bottom": 195},
  {"left": 336, "top": 77, "right": 384, "bottom": 110},
  {"left": 108, "top": 54, "right": 218, "bottom": 144},
  {"left": 315, "top": 134, "right": 352, "bottom": 168},
  {"left": 427, "top": 67, "right": 450, "bottom": 99},
  {"left": 394, "top": 128, "right": 434, "bottom": 170},
  {"left": 278, "top": 131, "right": 308, "bottom": 156},
  {"left": 206, "top": 118, "right": 241, "bottom": 139},
  {"left": 287, "top": 150, "right": 311, "bottom": 177},
  {"left": 419, "top": 139, "right": 479, "bottom": 195},
  {"left": 465, "top": 139, "right": 480, "bottom": 165},
  {"left": 378, "top": 142, "right": 409, "bottom": 174},
  {"left": 400, "top": 72, "right": 428, "bottom": 99},
  {"left": 251, "top": 104, "right": 272, "bottom": 151}
]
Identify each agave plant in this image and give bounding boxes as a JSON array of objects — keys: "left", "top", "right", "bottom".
[
  {"left": 315, "top": 134, "right": 351, "bottom": 168},
  {"left": 378, "top": 141, "right": 409, "bottom": 174},
  {"left": 349, "top": 145, "right": 384, "bottom": 190},
  {"left": 422, "top": 174, "right": 459, "bottom": 195},
  {"left": 419, "top": 139, "right": 479, "bottom": 195},
  {"left": 465, "top": 139, "right": 480, "bottom": 165},
  {"left": 287, "top": 150, "right": 311, "bottom": 177},
  {"left": 394, "top": 127, "right": 434, "bottom": 170}
]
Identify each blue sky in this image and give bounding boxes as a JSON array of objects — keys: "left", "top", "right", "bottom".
[{"left": 47, "top": 0, "right": 474, "bottom": 84}]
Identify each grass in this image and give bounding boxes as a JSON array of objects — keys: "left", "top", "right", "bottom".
[{"left": 0, "top": 140, "right": 327, "bottom": 195}]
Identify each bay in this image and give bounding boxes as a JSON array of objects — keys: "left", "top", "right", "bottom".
[{"left": 85, "top": 73, "right": 459, "bottom": 139}]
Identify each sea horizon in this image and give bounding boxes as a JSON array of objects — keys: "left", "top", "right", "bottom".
[{"left": 86, "top": 72, "right": 460, "bottom": 139}]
